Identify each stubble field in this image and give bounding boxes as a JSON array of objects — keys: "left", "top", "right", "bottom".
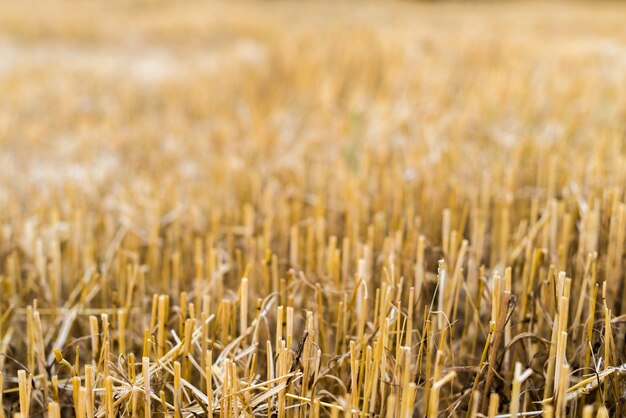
[{"left": 1, "top": 1, "right": 626, "bottom": 417}]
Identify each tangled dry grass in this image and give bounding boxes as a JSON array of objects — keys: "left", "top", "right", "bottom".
[{"left": 1, "top": 1, "right": 626, "bottom": 417}]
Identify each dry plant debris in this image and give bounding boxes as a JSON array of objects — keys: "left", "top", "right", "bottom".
[{"left": 0, "top": 1, "right": 626, "bottom": 417}]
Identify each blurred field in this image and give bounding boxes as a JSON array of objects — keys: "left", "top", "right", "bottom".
[{"left": 1, "top": 1, "right": 626, "bottom": 417}]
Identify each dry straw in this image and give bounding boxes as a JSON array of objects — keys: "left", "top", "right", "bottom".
[{"left": 1, "top": 0, "right": 626, "bottom": 417}]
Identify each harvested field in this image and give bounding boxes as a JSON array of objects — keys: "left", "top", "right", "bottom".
[{"left": 0, "top": 1, "right": 626, "bottom": 417}]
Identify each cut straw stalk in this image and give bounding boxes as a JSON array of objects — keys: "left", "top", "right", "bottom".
[{"left": 510, "top": 362, "right": 533, "bottom": 417}]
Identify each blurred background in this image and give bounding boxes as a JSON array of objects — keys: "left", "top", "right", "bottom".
[
  {"left": 0, "top": 0, "right": 625, "bottom": 241},
  {"left": 1, "top": 1, "right": 625, "bottom": 190}
]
